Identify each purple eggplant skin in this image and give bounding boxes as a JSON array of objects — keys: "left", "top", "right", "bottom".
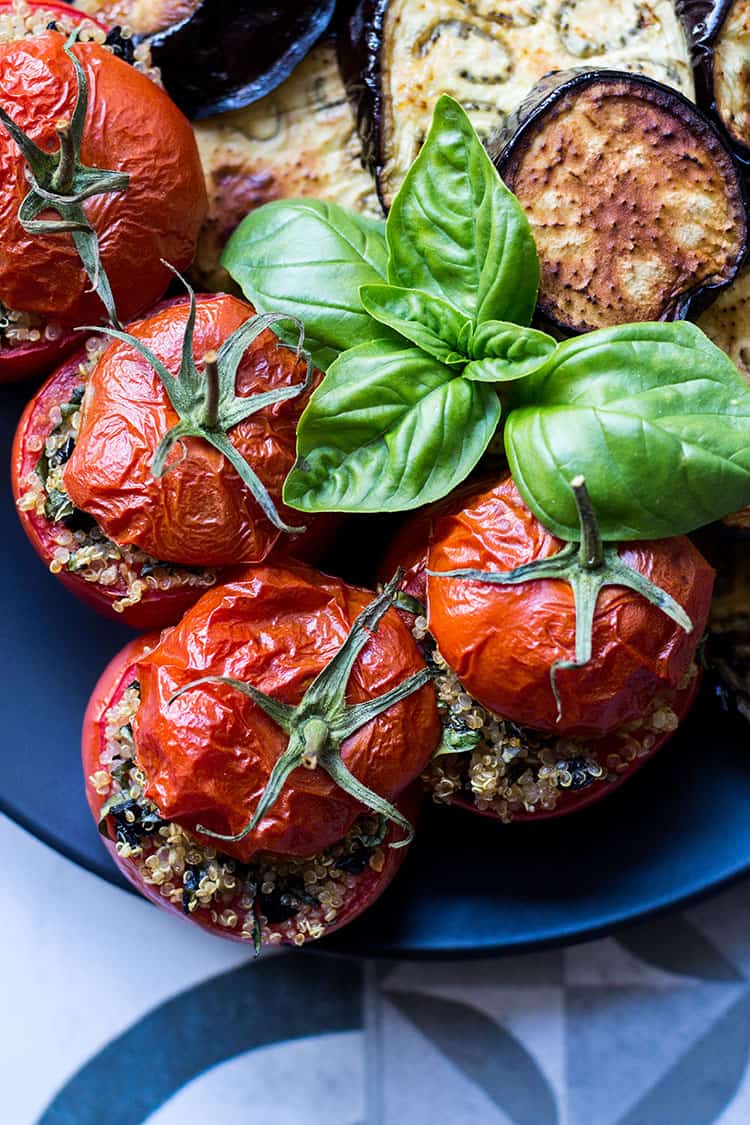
[
  {"left": 336, "top": 0, "right": 390, "bottom": 211},
  {"left": 145, "top": 0, "right": 337, "bottom": 120},
  {"left": 676, "top": 0, "right": 750, "bottom": 168},
  {"left": 492, "top": 69, "right": 749, "bottom": 333}
]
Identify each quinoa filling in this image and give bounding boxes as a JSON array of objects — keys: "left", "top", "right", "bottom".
[
  {"left": 92, "top": 681, "right": 390, "bottom": 949},
  {"left": 411, "top": 614, "right": 696, "bottom": 821},
  {"left": 17, "top": 342, "right": 216, "bottom": 614}
]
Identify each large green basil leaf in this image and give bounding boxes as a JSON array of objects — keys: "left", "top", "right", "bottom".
[
  {"left": 221, "top": 199, "right": 391, "bottom": 370},
  {"left": 386, "top": 95, "right": 539, "bottom": 328},
  {"left": 283, "top": 339, "right": 501, "bottom": 513},
  {"left": 464, "top": 321, "right": 557, "bottom": 382},
  {"left": 506, "top": 321, "right": 750, "bottom": 540},
  {"left": 359, "top": 283, "right": 471, "bottom": 365}
]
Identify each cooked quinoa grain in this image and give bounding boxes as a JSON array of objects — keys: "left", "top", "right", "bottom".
[
  {"left": 18, "top": 343, "right": 217, "bottom": 612},
  {"left": 418, "top": 626, "right": 696, "bottom": 821},
  {"left": 95, "top": 684, "right": 390, "bottom": 948}
]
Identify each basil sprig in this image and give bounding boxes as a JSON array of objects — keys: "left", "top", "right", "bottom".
[{"left": 223, "top": 95, "right": 750, "bottom": 538}]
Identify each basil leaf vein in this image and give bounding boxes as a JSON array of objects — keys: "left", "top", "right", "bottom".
[
  {"left": 283, "top": 338, "right": 501, "bottom": 513},
  {"left": 386, "top": 94, "right": 539, "bottom": 328},
  {"left": 506, "top": 322, "right": 750, "bottom": 540},
  {"left": 221, "top": 199, "right": 392, "bottom": 370}
]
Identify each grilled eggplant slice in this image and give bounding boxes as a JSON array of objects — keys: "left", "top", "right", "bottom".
[
  {"left": 73, "top": 0, "right": 198, "bottom": 35},
  {"left": 698, "top": 264, "right": 750, "bottom": 529},
  {"left": 495, "top": 71, "right": 748, "bottom": 332},
  {"left": 698, "top": 263, "right": 750, "bottom": 380},
  {"left": 678, "top": 0, "right": 750, "bottom": 163},
  {"left": 144, "top": 0, "right": 336, "bottom": 120},
  {"left": 338, "top": 0, "right": 693, "bottom": 206},
  {"left": 708, "top": 535, "right": 750, "bottom": 719},
  {"left": 191, "top": 42, "right": 380, "bottom": 291}
]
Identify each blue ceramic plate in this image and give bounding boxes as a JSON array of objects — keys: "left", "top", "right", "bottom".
[{"left": 2, "top": 379, "right": 749, "bottom": 958}]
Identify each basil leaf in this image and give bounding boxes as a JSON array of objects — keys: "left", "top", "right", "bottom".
[
  {"left": 463, "top": 322, "right": 557, "bottom": 382},
  {"left": 506, "top": 321, "right": 750, "bottom": 541},
  {"left": 283, "top": 338, "right": 501, "bottom": 513},
  {"left": 360, "top": 283, "right": 471, "bottom": 365},
  {"left": 386, "top": 95, "right": 539, "bottom": 328},
  {"left": 434, "top": 726, "right": 482, "bottom": 758},
  {"left": 221, "top": 199, "right": 392, "bottom": 370}
]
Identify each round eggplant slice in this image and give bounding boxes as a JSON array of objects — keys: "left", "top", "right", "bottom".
[
  {"left": 337, "top": 0, "right": 693, "bottom": 208},
  {"left": 678, "top": 0, "right": 750, "bottom": 164},
  {"left": 144, "top": 0, "right": 336, "bottom": 120},
  {"left": 495, "top": 70, "right": 748, "bottom": 332},
  {"left": 192, "top": 41, "right": 379, "bottom": 291}
]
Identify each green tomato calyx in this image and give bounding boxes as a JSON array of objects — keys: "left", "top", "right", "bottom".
[
  {"left": 428, "top": 476, "right": 694, "bottom": 722},
  {"left": 0, "top": 31, "right": 129, "bottom": 328},
  {"left": 78, "top": 266, "right": 314, "bottom": 536},
  {"left": 170, "top": 572, "right": 433, "bottom": 849}
]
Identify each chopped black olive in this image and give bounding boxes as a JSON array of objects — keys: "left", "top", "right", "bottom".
[
  {"left": 48, "top": 436, "right": 76, "bottom": 469},
  {"left": 335, "top": 847, "right": 371, "bottom": 875},
  {"left": 559, "top": 757, "right": 597, "bottom": 791},
  {"left": 105, "top": 27, "right": 135, "bottom": 66}
]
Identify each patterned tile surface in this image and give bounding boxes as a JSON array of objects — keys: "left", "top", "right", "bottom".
[{"left": 4, "top": 812, "right": 750, "bottom": 1125}]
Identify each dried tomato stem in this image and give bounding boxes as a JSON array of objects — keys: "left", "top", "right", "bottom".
[
  {"left": 202, "top": 352, "right": 220, "bottom": 429},
  {"left": 51, "top": 119, "right": 75, "bottom": 194},
  {"left": 571, "top": 475, "right": 604, "bottom": 569}
]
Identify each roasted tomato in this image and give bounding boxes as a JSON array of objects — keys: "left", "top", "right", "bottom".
[
  {"left": 387, "top": 475, "right": 714, "bottom": 823},
  {"left": 12, "top": 294, "right": 333, "bottom": 629},
  {"left": 83, "top": 565, "right": 439, "bottom": 947},
  {"left": 0, "top": 13, "right": 206, "bottom": 381}
]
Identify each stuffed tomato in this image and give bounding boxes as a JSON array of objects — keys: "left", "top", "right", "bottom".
[
  {"left": 83, "top": 564, "right": 439, "bottom": 948},
  {"left": 384, "top": 474, "right": 714, "bottom": 823},
  {"left": 0, "top": 1, "right": 206, "bottom": 381},
  {"left": 13, "top": 292, "right": 334, "bottom": 628}
]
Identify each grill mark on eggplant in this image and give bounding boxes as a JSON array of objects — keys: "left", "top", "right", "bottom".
[
  {"left": 495, "top": 70, "right": 748, "bottom": 332},
  {"left": 339, "top": 0, "right": 694, "bottom": 207}
]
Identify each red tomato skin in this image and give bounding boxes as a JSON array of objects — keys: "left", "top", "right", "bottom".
[
  {"left": 133, "top": 564, "right": 440, "bottom": 861},
  {"left": 0, "top": 33, "right": 206, "bottom": 326},
  {"left": 82, "top": 634, "right": 421, "bottom": 946},
  {"left": 11, "top": 335, "right": 210, "bottom": 629},
  {"left": 426, "top": 477, "right": 714, "bottom": 737},
  {"left": 0, "top": 5, "right": 108, "bottom": 382},
  {"left": 63, "top": 295, "right": 329, "bottom": 568}
]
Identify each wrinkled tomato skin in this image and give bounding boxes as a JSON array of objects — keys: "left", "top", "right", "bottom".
[
  {"left": 0, "top": 4, "right": 107, "bottom": 382},
  {"left": 134, "top": 564, "right": 440, "bottom": 860},
  {"left": 82, "top": 635, "right": 420, "bottom": 946},
  {"left": 452, "top": 670, "right": 702, "bottom": 823},
  {"left": 64, "top": 295, "right": 329, "bottom": 568},
  {"left": 11, "top": 333, "right": 207, "bottom": 629},
  {"left": 426, "top": 477, "right": 714, "bottom": 738},
  {"left": 0, "top": 32, "right": 206, "bottom": 326}
]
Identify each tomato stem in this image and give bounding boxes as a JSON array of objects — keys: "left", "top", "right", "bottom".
[
  {"left": 571, "top": 475, "right": 604, "bottom": 570},
  {"left": 202, "top": 351, "right": 219, "bottom": 429},
  {"left": 50, "top": 119, "right": 75, "bottom": 194},
  {"left": 171, "top": 572, "right": 431, "bottom": 850}
]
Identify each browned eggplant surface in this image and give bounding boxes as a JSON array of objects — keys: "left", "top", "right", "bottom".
[
  {"left": 191, "top": 42, "right": 380, "bottom": 291},
  {"left": 339, "top": 0, "right": 693, "bottom": 206},
  {"left": 496, "top": 71, "right": 747, "bottom": 332}
]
